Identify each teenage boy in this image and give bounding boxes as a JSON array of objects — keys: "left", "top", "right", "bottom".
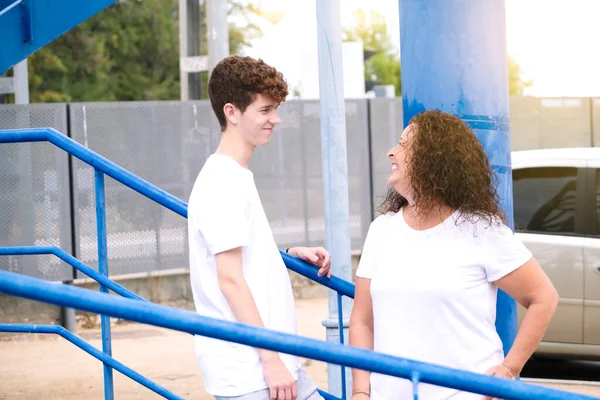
[{"left": 188, "top": 55, "right": 331, "bottom": 400}]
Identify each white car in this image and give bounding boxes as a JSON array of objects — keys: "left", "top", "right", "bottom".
[{"left": 512, "top": 148, "right": 600, "bottom": 360}]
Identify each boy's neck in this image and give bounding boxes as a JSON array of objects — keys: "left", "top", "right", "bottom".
[{"left": 214, "top": 129, "right": 255, "bottom": 169}]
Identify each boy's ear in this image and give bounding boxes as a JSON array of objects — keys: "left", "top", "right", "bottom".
[{"left": 223, "top": 103, "right": 239, "bottom": 126}]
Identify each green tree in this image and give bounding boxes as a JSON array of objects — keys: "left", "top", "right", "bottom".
[
  {"left": 508, "top": 56, "right": 533, "bottom": 96},
  {"left": 20, "top": 0, "right": 263, "bottom": 103},
  {"left": 344, "top": 9, "right": 532, "bottom": 97},
  {"left": 344, "top": 9, "right": 400, "bottom": 96}
]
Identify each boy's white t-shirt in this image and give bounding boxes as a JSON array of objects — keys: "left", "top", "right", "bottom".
[
  {"left": 187, "top": 154, "right": 299, "bottom": 396},
  {"left": 356, "top": 209, "right": 532, "bottom": 400}
]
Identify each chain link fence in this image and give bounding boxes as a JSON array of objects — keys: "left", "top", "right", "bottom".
[
  {"left": 1, "top": 98, "right": 598, "bottom": 278},
  {"left": 67, "top": 100, "right": 371, "bottom": 276},
  {"left": 0, "top": 104, "right": 72, "bottom": 281}
]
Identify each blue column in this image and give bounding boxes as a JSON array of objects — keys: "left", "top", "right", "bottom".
[{"left": 398, "top": 0, "right": 516, "bottom": 356}]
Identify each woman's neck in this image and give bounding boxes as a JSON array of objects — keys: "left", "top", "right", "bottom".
[{"left": 403, "top": 202, "right": 455, "bottom": 231}]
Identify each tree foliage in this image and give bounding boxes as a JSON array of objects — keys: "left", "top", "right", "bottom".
[
  {"left": 344, "top": 9, "right": 532, "bottom": 97},
  {"left": 18, "top": 0, "right": 262, "bottom": 103}
]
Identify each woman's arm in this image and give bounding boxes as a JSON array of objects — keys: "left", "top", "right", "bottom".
[
  {"left": 495, "top": 256, "right": 559, "bottom": 375},
  {"left": 483, "top": 256, "right": 558, "bottom": 393},
  {"left": 349, "top": 277, "right": 375, "bottom": 399}
]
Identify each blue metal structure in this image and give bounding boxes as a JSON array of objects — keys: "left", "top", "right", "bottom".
[
  {"left": 0, "top": 1, "right": 585, "bottom": 397},
  {"left": 0, "top": 269, "right": 597, "bottom": 400},
  {"left": 398, "top": 0, "right": 518, "bottom": 358},
  {"left": 0, "top": 324, "right": 184, "bottom": 400},
  {"left": 1, "top": 128, "right": 598, "bottom": 399},
  {"left": 0, "top": 0, "right": 119, "bottom": 73},
  {"left": 0, "top": 128, "right": 347, "bottom": 399},
  {"left": 0, "top": 246, "right": 144, "bottom": 300}
]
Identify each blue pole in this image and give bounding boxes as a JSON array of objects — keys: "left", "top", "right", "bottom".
[
  {"left": 315, "top": 0, "right": 353, "bottom": 396},
  {"left": 398, "top": 0, "right": 516, "bottom": 356},
  {"left": 94, "top": 169, "right": 114, "bottom": 399}
]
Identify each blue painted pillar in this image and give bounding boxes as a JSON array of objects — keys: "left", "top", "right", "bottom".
[{"left": 398, "top": 0, "right": 516, "bottom": 357}]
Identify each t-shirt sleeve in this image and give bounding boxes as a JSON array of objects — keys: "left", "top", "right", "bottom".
[
  {"left": 481, "top": 222, "right": 533, "bottom": 282},
  {"left": 355, "top": 220, "right": 379, "bottom": 280},
  {"left": 191, "top": 184, "right": 250, "bottom": 255}
]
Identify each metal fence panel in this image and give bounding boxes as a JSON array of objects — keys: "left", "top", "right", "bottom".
[
  {"left": 68, "top": 101, "right": 219, "bottom": 277},
  {"left": 368, "top": 98, "right": 404, "bottom": 217},
  {"left": 3, "top": 97, "right": 597, "bottom": 279},
  {"left": 253, "top": 99, "right": 371, "bottom": 251},
  {"left": 0, "top": 104, "right": 73, "bottom": 281},
  {"left": 510, "top": 97, "right": 592, "bottom": 150},
  {"left": 68, "top": 100, "right": 372, "bottom": 277}
]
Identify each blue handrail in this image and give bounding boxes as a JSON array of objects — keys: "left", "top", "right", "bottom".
[
  {"left": 0, "top": 128, "right": 188, "bottom": 216},
  {"left": 0, "top": 127, "right": 348, "bottom": 398},
  {"left": 0, "top": 324, "right": 183, "bottom": 400},
  {"left": 0, "top": 246, "right": 145, "bottom": 301},
  {"left": 0, "top": 269, "right": 595, "bottom": 400}
]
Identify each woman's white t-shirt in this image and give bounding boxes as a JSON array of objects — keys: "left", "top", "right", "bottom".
[{"left": 355, "top": 209, "right": 532, "bottom": 399}]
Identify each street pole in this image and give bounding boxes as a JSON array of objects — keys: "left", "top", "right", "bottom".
[
  {"left": 315, "top": 0, "right": 353, "bottom": 396},
  {"left": 206, "top": 0, "right": 229, "bottom": 72}
]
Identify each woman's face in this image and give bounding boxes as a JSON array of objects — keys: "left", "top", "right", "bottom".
[{"left": 387, "top": 124, "right": 414, "bottom": 199}]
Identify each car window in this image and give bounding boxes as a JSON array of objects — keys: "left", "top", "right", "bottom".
[{"left": 512, "top": 167, "right": 577, "bottom": 234}]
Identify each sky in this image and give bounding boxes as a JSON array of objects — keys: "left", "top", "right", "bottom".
[{"left": 239, "top": 0, "right": 600, "bottom": 98}]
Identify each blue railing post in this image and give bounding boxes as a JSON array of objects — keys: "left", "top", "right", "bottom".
[
  {"left": 336, "top": 293, "right": 347, "bottom": 400},
  {"left": 94, "top": 168, "right": 114, "bottom": 400},
  {"left": 412, "top": 371, "right": 421, "bottom": 400}
]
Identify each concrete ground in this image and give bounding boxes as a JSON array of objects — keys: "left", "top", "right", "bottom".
[{"left": 1, "top": 297, "right": 600, "bottom": 399}]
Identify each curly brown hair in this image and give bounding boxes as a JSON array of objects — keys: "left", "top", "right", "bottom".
[
  {"left": 208, "top": 55, "right": 289, "bottom": 131},
  {"left": 378, "top": 110, "right": 505, "bottom": 225}
]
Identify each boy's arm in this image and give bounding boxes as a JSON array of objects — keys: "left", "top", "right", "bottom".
[{"left": 216, "top": 247, "right": 298, "bottom": 400}]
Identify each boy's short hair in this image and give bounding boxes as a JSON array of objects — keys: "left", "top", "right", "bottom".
[{"left": 208, "top": 55, "right": 289, "bottom": 131}]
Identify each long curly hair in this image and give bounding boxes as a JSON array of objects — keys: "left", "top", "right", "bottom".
[
  {"left": 378, "top": 110, "right": 505, "bottom": 225},
  {"left": 208, "top": 55, "right": 289, "bottom": 131}
]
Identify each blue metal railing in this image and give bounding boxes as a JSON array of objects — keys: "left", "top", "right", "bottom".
[
  {"left": 281, "top": 251, "right": 354, "bottom": 398},
  {"left": 0, "top": 127, "right": 345, "bottom": 399},
  {"left": 0, "top": 246, "right": 186, "bottom": 398},
  {"left": 0, "top": 246, "right": 144, "bottom": 300},
  {"left": 0, "top": 324, "right": 183, "bottom": 399},
  {"left": 0, "top": 127, "right": 597, "bottom": 400},
  {"left": 0, "top": 269, "right": 596, "bottom": 400}
]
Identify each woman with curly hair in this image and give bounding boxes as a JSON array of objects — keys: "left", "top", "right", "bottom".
[{"left": 349, "top": 110, "right": 559, "bottom": 400}]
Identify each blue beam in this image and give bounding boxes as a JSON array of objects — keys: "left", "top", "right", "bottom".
[
  {"left": 0, "top": 324, "right": 183, "bottom": 400},
  {"left": 0, "top": 0, "right": 119, "bottom": 73},
  {"left": 398, "top": 0, "right": 516, "bottom": 357},
  {"left": 0, "top": 129, "right": 188, "bottom": 217},
  {"left": 0, "top": 246, "right": 145, "bottom": 301},
  {"left": 0, "top": 270, "right": 593, "bottom": 400},
  {"left": 281, "top": 252, "right": 355, "bottom": 299}
]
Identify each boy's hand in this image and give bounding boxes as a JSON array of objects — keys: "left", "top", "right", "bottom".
[
  {"left": 262, "top": 354, "right": 298, "bottom": 400},
  {"left": 289, "top": 246, "right": 332, "bottom": 278}
]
